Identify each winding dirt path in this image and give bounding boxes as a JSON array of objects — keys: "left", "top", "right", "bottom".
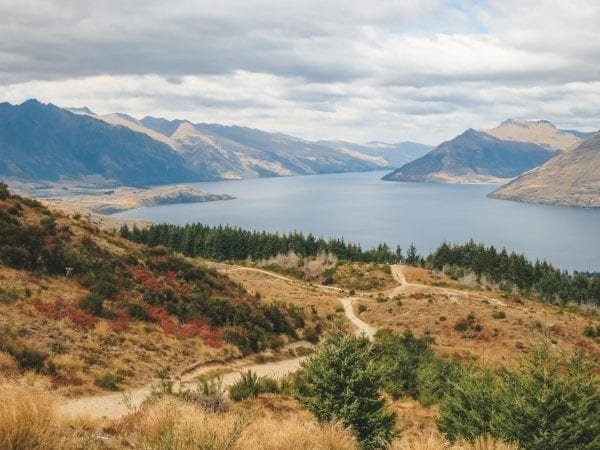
[
  {"left": 340, "top": 297, "right": 377, "bottom": 339},
  {"left": 59, "top": 263, "right": 511, "bottom": 419},
  {"left": 60, "top": 356, "right": 305, "bottom": 419},
  {"left": 60, "top": 265, "right": 383, "bottom": 419}
]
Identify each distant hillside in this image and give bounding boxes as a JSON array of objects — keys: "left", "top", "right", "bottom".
[
  {"left": 3, "top": 99, "right": 426, "bottom": 186},
  {"left": 490, "top": 132, "right": 600, "bottom": 207},
  {"left": 317, "top": 140, "right": 432, "bottom": 168},
  {"left": 140, "top": 118, "right": 393, "bottom": 178},
  {"left": 483, "top": 119, "right": 582, "bottom": 151},
  {"left": 0, "top": 100, "right": 198, "bottom": 185},
  {"left": 382, "top": 129, "right": 558, "bottom": 183}
]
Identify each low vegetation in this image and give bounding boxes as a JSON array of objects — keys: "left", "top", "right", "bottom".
[{"left": 0, "top": 185, "right": 317, "bottom": 391}]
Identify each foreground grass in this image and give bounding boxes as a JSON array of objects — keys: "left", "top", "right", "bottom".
[{"left": 0, "top": 381, "right": 515, "bottom": 450}]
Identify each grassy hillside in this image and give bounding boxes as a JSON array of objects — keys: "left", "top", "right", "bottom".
[{"left": 0, "top": 182, "right": 315, "bottom": 394}]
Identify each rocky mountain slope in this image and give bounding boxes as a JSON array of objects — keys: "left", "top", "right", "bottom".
[
  {"left": 490, "top": 132, "right": 600, "bottom": 207},
  {"left": 483, "top": 119, "right": 583, "bottom": 151},
  {"left": 0, "top": 100, "right": 198, "bottom": 185},
  {"left": 2, "top": 99, "right": 430, "bottom": 186},
  {"left": 382, "top": 129, "right": 557, "bottom": 183}
]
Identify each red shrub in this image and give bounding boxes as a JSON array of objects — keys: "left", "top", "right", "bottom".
[
  {"left": 548, "top": 324, "right": 564, "bottom": 336},
  {"left": 109, "top": 309, "right": 130, "bottom": 333},
  {"left": 34, "top": 299, "right": 97, "bottom": 327},
  {"left": 131, "top": 268, "right": 163, "bottom": 291},
  {"left": 146, "top": 307, "right": 222, "bottom": 346},
  {"left": 50, "top": 373, "right": 84, "bottom": 388}
]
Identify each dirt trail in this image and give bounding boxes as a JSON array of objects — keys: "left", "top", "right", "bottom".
[
  {"left": 60, "top": 356, "right": 305, "bottom": 420},
  {"left": 60, "top": 265, "right": 382, "bottom": 420},
  {"left": 59, "top": 264, "right": 510, "bottom": 420},
  {"left": 340, "top": 297, "right": 377, "bottom": 340}
]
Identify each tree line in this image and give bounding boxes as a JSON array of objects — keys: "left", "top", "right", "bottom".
[
  {"left": 426, "top": 240, "right": 600, "bottom": 305},
  {"left": 120, "top": 224, "right": 600, "bottom": 305},
  {"left": 120, "top": 223, "right": 409, "bottom": 264}
]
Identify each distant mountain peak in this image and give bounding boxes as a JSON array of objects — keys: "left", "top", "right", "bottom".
[
  {"left": 383, "top": 126, "right": 557, "bottom": 184},
  {"left": 65, "top": 106, "right": 95, "bottom": 116},
  {"left": 20, "top": 98, "right": 44, "bottom": 107},
  {"left": 498, "top": 118, "right": 557, "bottom": 129},
  {"left": 484, "top": 118, "right": 580, "bottom": 151}
]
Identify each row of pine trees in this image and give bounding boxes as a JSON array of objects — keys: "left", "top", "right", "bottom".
[{"left": 120, "top": 224, "right": 599, "bottom": 305}]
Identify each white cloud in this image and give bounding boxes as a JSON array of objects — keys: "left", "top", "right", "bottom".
[{"left": 0, "top": 0, "right": 598, "bottom": 143}]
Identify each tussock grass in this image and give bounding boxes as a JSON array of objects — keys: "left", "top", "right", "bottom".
[
  {"left": 392, "top": 433, "right": 517, "bottom": 449},
  {"left": 122, "top": 397, "right": 356, "bottom": 450},
  {"left": 0, "top": 384, "right": 515, "bottom": 450},
  {"left": 0, "top": 384, "right": 98, "bottom": 450}
]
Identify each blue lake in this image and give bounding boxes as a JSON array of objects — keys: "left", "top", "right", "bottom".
[{"left": 115, "top": 171, "right": 600, "bottom": 272}]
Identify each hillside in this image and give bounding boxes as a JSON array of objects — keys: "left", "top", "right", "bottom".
[
  {"left": 490, "top": 131, "right": 600, "bottom": 207},
  {"left": 2, "top": 99, "right": 422, "bottom": 187},
  {"left": 382, "top": 129, "right": 557, "bottom": 183},
  {"left": 483, "top": 119, "right": 583, "bottom": 151},
  {"left": 1, "top": 184, "right": 599, "bottom": 449},
  {"left": 0, "top": 100, "right": 198, "bottom": 185},
  {"left": 140, "top": 117, "right": 393, "bottom": 178},
  {"left": 317, "top": 140, "right": 433, "bottom": 168},
  {"left": 0, "top": 183, "right": 317, "bottom": 395}
]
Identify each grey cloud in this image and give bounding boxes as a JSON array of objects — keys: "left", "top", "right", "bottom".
[{"left": 0, "top": 0, "right": 598, "bottom": 143}]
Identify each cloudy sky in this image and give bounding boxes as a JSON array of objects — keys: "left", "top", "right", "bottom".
[{"left": 0, "top": 0, "right": 599, "bottom": 144}]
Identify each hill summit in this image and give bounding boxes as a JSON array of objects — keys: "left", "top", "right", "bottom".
[
  {"left": 382, "top": 128, "right": 557, "bottom": 183},
  {"left": 490, "top": 131, "right": 600, "bottom": 207},
  {"left": 483, "top": 119, "right": 583, "bottom": 151}
]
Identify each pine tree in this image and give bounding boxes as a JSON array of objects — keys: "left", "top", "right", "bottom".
[{"left": 301, "top": 333, "right": 396, "bottom": 449}]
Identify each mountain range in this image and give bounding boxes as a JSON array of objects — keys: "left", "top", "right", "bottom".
[
  {"left": 382, "top": 120, "right": 588, "bottom": 184},
  {"left": 0, "top": 100, "right": 431, "bottom": 186},
  {"left": 490, "top": 131, "right": 600, "bottom": 207}
]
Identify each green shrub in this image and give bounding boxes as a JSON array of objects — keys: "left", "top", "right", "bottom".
[
  {"left": 491, "top": 310, "right": 506, "bottom": 319},
  {"left": 6, "top": 343, "right": 48, "bottom": 373},
  {"left": 416, "top": 357, "right": 460, "bottom": 407},
  {"left": 438, "top": 347, "right": 600, "bottom": 450},
  {"left": 94, "top": 371, "right": 125, "bottom": 391},
  {"left": 374, "top": 329, "right": 433, "bottom": 399},
  {"left": 438, "top": 367, "right": 500, "bottom": 442},
  {"left": 127, "top": 302, "right": 148, "bottom": 321},
  {"left": 583, "top": 324, "right": 599, "bottom": 338},
  {"left": 0, "top": 182, "right": 9, "bottom": 200},
  {"left": 357, "top": 304, "right": 367, "bottom": 314},
  {"left": 303, "top": 327, "right": 320, "bottom": 344},
  {"left": 300, "top": 333, "right": 395, "bottom": 449},
  {"left": 79, "top": 294, "right": 104, "bottom": 316},
  {"left": 228, "top": 370, "right": 278, "bottom": 401},
  {"left": 178, "top": 375, "right": 228, "bottom": 412}
]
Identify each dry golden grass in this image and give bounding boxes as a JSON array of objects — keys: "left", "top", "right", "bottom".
[
  {"left": 0, "top": 352, "right": 18, "bottom": 377},
  {"left": 225, "top": 267, "right": 344, "bottom": 318},
  {"left": 392, "top": 433, "right": 517, "bottom": 450},
  {"left": 332, "top": 262, "right": 397, "bottom": 292},
  {"left": 362, "top": 266, "right": 600, "bottom": 367},
  {"left": 114, "top": 395, "right": 357, "bottom": 450},
  {"left": 0, "top": 384, "right": 100, "bottom": 449},
  {"left": 0, "top": 383, "right": 514, "bottom": 450}
]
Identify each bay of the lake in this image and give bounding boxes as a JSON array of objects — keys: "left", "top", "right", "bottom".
[{"left": 115, "top": 171, "right": 600, "bottom": 272}]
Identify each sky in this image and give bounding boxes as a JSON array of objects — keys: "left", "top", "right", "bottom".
[{"left": 0, "top": 0, "right": 599, "bottom": 144}]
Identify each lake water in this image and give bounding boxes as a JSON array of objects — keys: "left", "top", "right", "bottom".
[{"left": 115, "top": 171, "right": 600, "bottom": 272}]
